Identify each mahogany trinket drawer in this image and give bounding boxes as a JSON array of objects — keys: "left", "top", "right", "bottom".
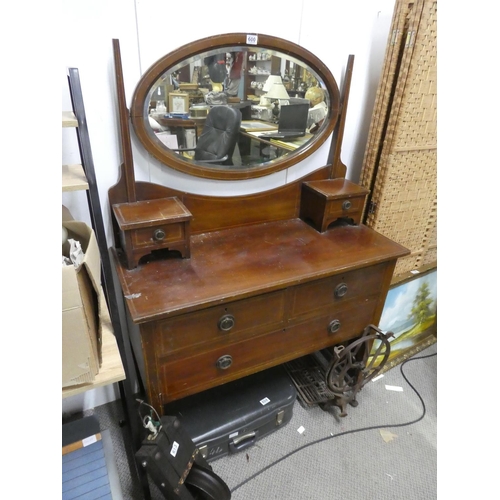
[
  {"left": 112, "top": 197, "right": 192, "bottom": 269},
  {"left": 300, "top": 178, "right": 369, "bottom": 232}
]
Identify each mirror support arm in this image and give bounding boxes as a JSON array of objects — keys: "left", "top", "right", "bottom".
[
  {"left": 113, "top": 39, "right": 137, "bottom": 202},
  {"left": 329, "top": 54, "right": 355, "bottom": 179}
]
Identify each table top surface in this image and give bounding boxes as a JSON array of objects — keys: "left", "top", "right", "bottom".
[
  {"left": 114, "top": 219, "right": 409, "bottom": 324},
  {"left": 112, "top": 197, "right": 192, "bottom": 229}
]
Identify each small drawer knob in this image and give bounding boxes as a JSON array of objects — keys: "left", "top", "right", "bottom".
[
  {"left": 328, "top": 319, "right": 341, "bottom": 334},
  {"left": 153, "top": 229, "right": 166, "bottom": 241},
  {"left": 216, "top": 355, "right": 233, "bottom": 370},
  {"left": 334, "top": 283, "right": 348, "bottom": 298},
  {"left": 218, "top": 314, "right": 235, "bottom": 332},
  {"left": 342, "top": 200, "right": 352, "bottom": 211}
]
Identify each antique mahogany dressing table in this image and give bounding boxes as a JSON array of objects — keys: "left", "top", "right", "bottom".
[{"left": 109, "top": 34, "right": 409, "bottom": 415}]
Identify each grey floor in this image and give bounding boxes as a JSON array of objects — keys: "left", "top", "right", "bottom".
[{"left": 86, "top": 343, "right": 437, "bottom": 499}]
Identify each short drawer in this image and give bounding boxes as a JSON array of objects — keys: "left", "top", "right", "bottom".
[
  {"left": 157, "top": 295, "right": 378, "bottom": 403},
  {"left": 156, "top": 290, "right": 286, "bottom": 355},
  {"left": 325, "top": 195, "right": 365, "bottom": 219},
  {"left": 131, "top": 222, "right": 187, "bottom": 249},
  {"left": 289, "top": 263, "right": 387, "bottom": 320}
]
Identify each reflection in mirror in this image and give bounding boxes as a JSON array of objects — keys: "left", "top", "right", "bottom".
[
  {"left": 131, "top": 34, "right": 340, "bottom": 180},
  {"left": 146, "top": 47, "right": 330, "bottom": 169}
]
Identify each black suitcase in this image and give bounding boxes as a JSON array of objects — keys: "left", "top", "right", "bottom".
[{"left": 163, "top": 365, "right": 297, "bottom": 462}]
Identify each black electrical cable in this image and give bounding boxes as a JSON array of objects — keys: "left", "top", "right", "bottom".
[{"left": 230, "top": 351, "right": 437, "bottom": 494}]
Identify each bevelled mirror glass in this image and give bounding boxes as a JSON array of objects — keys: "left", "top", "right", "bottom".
[{"left": 130, "top": 33, "right": 340, "bottom": 180}]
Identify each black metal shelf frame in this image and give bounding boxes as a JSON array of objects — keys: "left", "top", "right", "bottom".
[{"left": 66, "top": 68, "right": 151, "bottom": 499}]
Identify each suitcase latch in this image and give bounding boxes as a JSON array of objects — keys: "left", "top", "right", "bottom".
[
  {"left": 198, "top": 444, "right": 208, "bottom": 459},
  {"left": 276, "top": 410, "right": 284, "bottom": 425}
]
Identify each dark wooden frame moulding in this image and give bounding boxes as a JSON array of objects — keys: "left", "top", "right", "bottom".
[{"left": 129, "top": 33, "right": 343, "bottom": 180}]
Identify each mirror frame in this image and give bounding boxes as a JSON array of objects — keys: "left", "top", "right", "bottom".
[{"left": 130, "top": 33, "right": 341, "bottom": 180}]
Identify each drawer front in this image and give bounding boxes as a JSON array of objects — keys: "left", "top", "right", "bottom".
[
  {"left": 289, "top": 263, "right": 387, "bottom": 320},
  {"left": 157, "top": 290, "right": 286, "bottom": 355},
  {"left": 326, "top": 195, "right": 365, "bottom": 218},
  {"left": 157, "top": 295, "right": 378, "bottom": 402},
  {"left": 131, "top": 222, "right": 186, "bottom": 249}
]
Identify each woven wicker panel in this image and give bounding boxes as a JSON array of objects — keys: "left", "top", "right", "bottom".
[
  {"left": 418, "top": 199, "right": 437, "bottom": 269},
  {"left": 421, "top": 247, "right": 437, "bottom": 267},
  {"left": 360, "top": 0, "right": 437, "bottom": 279},
  {"left": 389, "top": 1, "right": 437, "bottom": 151},
  {"left": 360, "top": 0, "right": 423, "bottom": 187},
  {"left": 367, "top": 149, "right": 436, "bottom": 246},
  {"left": 394, "top": 253, "right": 420, "bottom": 276}
]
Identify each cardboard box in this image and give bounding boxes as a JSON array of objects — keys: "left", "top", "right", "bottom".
[{"left": 62, "top": 220, "right": 103, "bottom": 388}]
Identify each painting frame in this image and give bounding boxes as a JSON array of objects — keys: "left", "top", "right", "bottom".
[
  {"left": 168, "top": 92, "right": 190, "bottom": 114},
  {"left": 370, "top": 263, "right": 437, "bottom": 374}
]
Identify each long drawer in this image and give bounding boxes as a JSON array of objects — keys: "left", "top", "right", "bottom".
[
  {"left": 288, "top": 262, "right": 387, "bottom": 320},
  {"left": 153, "top": 264, "right": 386, "bottom": 358},
  {"left": 157, "top": 295, "right": 379, "bottom": 403},
  {"left": 154, "top": 290, "right": 286, "bottom": 355}
]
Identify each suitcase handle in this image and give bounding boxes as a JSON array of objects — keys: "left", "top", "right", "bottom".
[{"left": 229, "top": 431, "right": 256, "bottom": 452}]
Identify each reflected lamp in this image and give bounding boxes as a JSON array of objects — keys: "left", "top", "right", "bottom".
[
  {"left": 259, "top": 75, "right": 283, "bottom": 106},
  {"left": 265, "top": 82, "right": 290, "bottom": 121}
]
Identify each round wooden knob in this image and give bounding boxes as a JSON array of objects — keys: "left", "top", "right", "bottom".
[{"left": 342, "top": 200, "right": 352, "bottom": 210}]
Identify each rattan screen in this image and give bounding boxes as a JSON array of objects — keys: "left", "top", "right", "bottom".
[{"left": 360, "top": 0, "right": 437, "bottom": 278}]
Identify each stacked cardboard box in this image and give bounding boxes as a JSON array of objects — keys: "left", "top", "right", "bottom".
[{"left": 62, "top": 218, "right": 103, "bottom": 388}]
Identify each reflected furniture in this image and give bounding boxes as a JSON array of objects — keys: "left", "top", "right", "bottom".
[
  {"left": 239, "top": 128, "right": 313, "bottom": 164},
  {"left": 152, "top": 116, "right": 198, "bottom": 148},
  {"left": 171, "top": 105, "right": 242, "bottom": 165},
  {"left": 242, "top": 129, "right": 313, "bottom": 150},
  {"left": 109, "top": 34, "right": 409, "bottom": 416}
]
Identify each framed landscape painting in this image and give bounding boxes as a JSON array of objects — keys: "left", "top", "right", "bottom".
[{"left": 370, "top": 265, "right": 437, "bottom": 372}]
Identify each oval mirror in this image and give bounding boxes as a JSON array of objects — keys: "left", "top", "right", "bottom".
[{"left": 130, "top": 33, "right": 340, "bottom": 180}]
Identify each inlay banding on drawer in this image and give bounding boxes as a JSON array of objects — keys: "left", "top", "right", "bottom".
[
  {"left": 289, "top": 263, "right": 387, "bottom": 320},
  {"left": 131, "top": 222, "right": 186, "bottom": 248},
  {"left": 157, "top": 290, "right": 286, "bottom": 355},
  {"left": 158, "top": 295, "right": 378, "bottom": 402}
]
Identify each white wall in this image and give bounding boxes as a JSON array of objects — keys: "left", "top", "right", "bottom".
[{"left": 61, "top": 0, "right": 396, "bottom": 413}]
